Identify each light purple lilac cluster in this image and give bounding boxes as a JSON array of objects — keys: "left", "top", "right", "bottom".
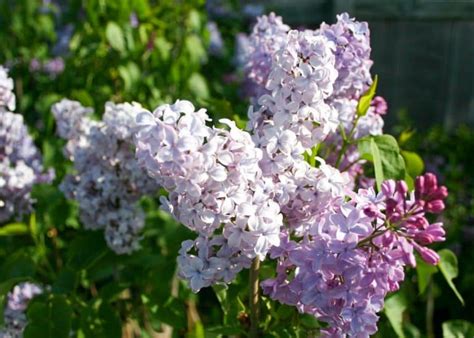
[
  {"left": 236, "top": 13, "right": 290, "bottom": 100},
  {"left": 134, "top": 100, "right": 283, "bottom": 291},
  {"left": 262, "top": 173, "right": 447, "bottom": 336},
  {"left": 132, "top": 12, "right": 448, "bottom": 336},
  {"left": 0, "top": 282, "right": 43, "bottom": 338},
  {"left": 52, "top": 99, "right": 159, "bottom": 254},
  {"left": 0, "top": 66, "right": 54, "bottom": 223}
]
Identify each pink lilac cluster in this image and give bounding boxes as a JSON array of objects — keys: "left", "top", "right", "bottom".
[
  {"left": 236, "top": 13, "right": 289, "bottom": 101},
  {"left": 262, "top": 173, "right": 447, "bottom": 336},
  {"left": 0, "top": 282, "right": 43, "bottom": 338},
  {"left": 134, "top": 100, "right": 283, "bottom": 291},
  {"left": 52, "top": 99, "right": 159, "bottom": 254},
  {"left": 0, "top": 67, "right": 54, "bottom": 223}
]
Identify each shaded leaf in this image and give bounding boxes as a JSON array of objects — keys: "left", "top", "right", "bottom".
[
  {"left": 442, "top": 320, "right": 474, "bottom": 338},
  {"left": 106, "top": 22, "right": 125, "bottom": 52},
  {"left": 401, "top": 150, "right": 425, "bottom": 177},
  {"left": 438, "top": 249, "right": 464, "bottom": 305},
  {"left": 384, "top": 292, "right": 407, "bottom": 338},
  {"left": 0, "top": 223, "right": 28, "bottom": 236},
  {"left": 24, "top": 295, "right": 72, "bottom": 338}
]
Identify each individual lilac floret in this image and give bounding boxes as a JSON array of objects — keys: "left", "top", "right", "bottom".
[
  {"left": 0, "top": 282, "right": 42, "bottom": 337},
  {"left": 320, "top": 12, "right": 373, "bottom": 99},
  {"left": 134, "top": 100, "right": 283, "bottom": 291},
  {"left": 236, "top": 13, "right": 290, "bottom": 100},
  {"left": 0, "top": 69, "right": 53, "bottom": 223},
  {"left": 0, "top": 66, "right": 15, "bottom": 111},
  {"left": 52, "top": 99, "right": 159, "bottom": 254}
]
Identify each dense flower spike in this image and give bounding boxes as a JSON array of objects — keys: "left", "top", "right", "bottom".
[
  {"left": 134, "top": 100, "right": 283, "bottom": 290},
  {"left": 320, "top": 12, "right": 373, "bottom": 99},
  {"left": 0, "top": 282, "right": 43, "bottom": 337},
  {"left": 0, "top": 67, "right": 53, "bottom": 223},
  {"left": 53, "top": 99, "right": 159, "bottom": 254},
  {"left": 236, "top": 13, "right": 289, "bottom": 100},
  {"left": 262, "top": 175, "right": 447, "bottom": 336}
]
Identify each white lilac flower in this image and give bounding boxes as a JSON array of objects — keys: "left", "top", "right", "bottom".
[
  {"left": 53, "top": 99, "right": 159, "bottom": 254},
  {"left": 0, "top": 68, "right": 54, "bottom": 223},
  {"left": 0, "top": 282, "right": 43, "bottom": 338},
  {"left": 235, "top": 13, "right": 290, "bottom": 101},
  {"left": 134, "top": 100, "right": 283, "bottom": 290},
  {"left": 0, "top": 66, "right": 15, "bottom": 111}
]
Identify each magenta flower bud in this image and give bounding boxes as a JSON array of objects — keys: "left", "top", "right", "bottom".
[
  {"left": 382, "top": 180, "right": 396, "bottom": 197},
  {"left": 429, "top": 186, "right": 448, "bottom": 200},
  {"left": 424, "top": 173, "right": 438, "bottom": 192},
  {"left": 415, "top": 175, "right": 425, "bottom": 198},
  {"left": 425, "top": 200, "right": 445, "bottom": 213},
  {"left": 396, "top": 180, "right": 408, "bottom": 195},
  {"left": 414, "top": 243, "right": 439, "bottom": 265},
  {"left": 371, "top": 96, "right": 388, "bottom": 115},
  {"left": 363, "top": 205, "right": 378, "bottom": 218}
]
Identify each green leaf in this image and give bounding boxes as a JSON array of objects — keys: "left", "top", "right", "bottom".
[
  {"left": 154, "top": 36, "right": 172, "bottom": 61},
  {"left": 357, "top": 75, "right": 378, "bottom": 116},
  {"left": 66, "top": 231, "right": 108, "bottom": 270},
  {"left": 105, "top": 22, "right": 126, "bottom": 52},
  {"left": 358, "top": 135, "right": 406, "bottom": 191},
  {"left": 370, "top": 137, "right": 384, "bottom": 191},
  {"left": 24, "top": 295, "right": 72, "bottom": 338},
  {"left": 442, "top": 320, "right": 474, "bottom": 338},
  {"left": 384, "top": 292, "right": 407, "bottom": 338},
  {"left": 185, "top": 35, "right": 207, "bottom": 65},
  {"left": 52, "top": 268, "right": 77, "bottom": 294},
  {"left": 188, "top": 73, "right": 209, "bottom": 99},
  {"left": 80, "top": 302, "right": 121, "bottom": 338},
  {"left": 438, "top": 249, "right": 464, "bottom": 305},
  {"left": 154, "top": 297, "right": 187, "bottom": 329},
  {"left": 0, "top": 223, "right": 29, "bottom": 236},
  {"left": 401, "top": 150, "right": 425, "bottom": 177},
  {"left": 416, "top": 256, "right": 438, "bottom": 295},
  {"left": 188, "top": 321, "right": 205, "bottom": 338}
]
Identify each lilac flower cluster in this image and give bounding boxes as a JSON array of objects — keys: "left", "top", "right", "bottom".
[
  {"left": 236, "top": 13, "right": 289, "bottom": 100},
  {"left": 0, "top": 282, "right": 43, "bottom": 338},
  {"left": 262, "top": 173, "right": 447, "bottom": 336},
  {"left": 0, "top": 67, "right": 53, "bottom": 223},
  {"left": 134, "top": 100, "right": 283, "bottom": 291},
  {"left": 131, "top": 12, "right": 448, "bottom": 336},
  {"left": 52, "top": 99, "right": 159, "bottom": 254}
]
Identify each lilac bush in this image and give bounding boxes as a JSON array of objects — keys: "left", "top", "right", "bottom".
[
  {"left": 0, "top": 66, "right": 53, "bottom": 223},
  {"left": 132, "top": 12, "right": 451, "bottom": 336}
]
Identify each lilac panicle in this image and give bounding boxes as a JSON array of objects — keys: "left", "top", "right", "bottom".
[
  {"left": 0, "top": 66, "right": 54, "bottom": 223},
  {"left": 52, "top": 99, "right": 159, "bottom": 254}
]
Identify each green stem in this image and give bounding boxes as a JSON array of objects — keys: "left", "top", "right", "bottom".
[
  {"left": 335, "top": 116, "right": 360, "bottom": 168},
  {"left": 426, "top": 280, "right": 435, "bottom": 338},
  {"left": 249, "top": 258, "right": 261, "bottom": 338}
]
